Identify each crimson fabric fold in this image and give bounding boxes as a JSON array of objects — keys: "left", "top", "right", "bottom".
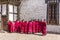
[
  {"left": 24, "top": 21, "right": 28, "bottom": 33},
  {"left": 15, "top": 20, "right": 19, "bottom": 32},
  {"left": 28, "top": 21, "right": 33, "bottom": 33},
  {"left": 41, "top": 21, "right": 46, "bottom": 35}
]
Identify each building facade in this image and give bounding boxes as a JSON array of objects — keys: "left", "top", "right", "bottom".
[
  {"left": 20, "top": 0, "right": 60, "bottom": 33},
  {"left": 0, "top": 0, "right": 60, "bottom": 33},
  {"left": 0, "top": 0, "right": 20, "bottom": 30}
]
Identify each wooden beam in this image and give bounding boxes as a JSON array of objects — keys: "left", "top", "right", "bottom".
[{"left": 0, "top": 0, "right": 20, "bottom": 6}]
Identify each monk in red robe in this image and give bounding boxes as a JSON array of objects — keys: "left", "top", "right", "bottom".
[
  {"left": 38, "top": 19, "right": 42, "bottom": 33},
  {"left": 8, "top": 20, "right": 12, "bottom": 32},
  {"left": 32, "top": 19, "right": 36, "bottom": 33},
  {"left": 24, "top": 21, "right": 28, "bottom": 33},
  {"left": 19, "top": 20, "right": 22, "bottom": 33},
  {"left": 41, "top": 19, "right": 46, "bottom": 35},
  {"left": 28, "top": 20, "right": 33, "bottom": 34},
  {"left": 15, "top": 20, "right": 19, "bottom": 32},
  {"left": 20, "top": 19, "right": 25, "bottom": 33},
  {"left": 11, "top": 22, "right": 15, "bottom": 33},
  {"left": 35, "top": 21, "right": 38, "bottom": 33},
  {"left": 35, "top": 19, "right": 41, "bottom": 33}
]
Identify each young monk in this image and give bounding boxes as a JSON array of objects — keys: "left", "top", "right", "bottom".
[
  {"left": 20, "top": 19, "right": 25, "bottom": 33},
  {"left": 38, "top": 19, "right": 42, "bottom": 33},
  {"left": 41, "top": 19, "right": 46, "bottom": 36},
  {"left": 11, "top": 21, "right": 15, "bottom": 33},
  {"left": 28, "top": 20, "right": 33, "bottom": 34},
  {"left": 8, "top": 20, "right": 12, "bottom": 32},
  {"left": 32, "top": 19, "right": 37, "bottom": 33},
  {"left": 35, "top": 19, "right": 40, "bottom": 33},
  {"left": 24, "top": 21, "right": 28, "bottom": 34},
  {"left": 15, "top": 20, "right": 19, "bottom": 32},
  {"left": 19, "top": 20, "right": 22, "bottom": 33}
]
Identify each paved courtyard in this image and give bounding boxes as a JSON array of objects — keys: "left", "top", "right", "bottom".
[{"left": 0, "top": 32, "right": 59, "bottom": 40}]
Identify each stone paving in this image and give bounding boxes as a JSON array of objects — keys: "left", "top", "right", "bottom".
[{"left": 0, "top": 32, "right": 59, "bottom": 40}]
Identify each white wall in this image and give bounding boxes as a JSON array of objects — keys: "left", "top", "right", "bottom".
[
  {"left": 47, "top": 3, "right": 60, "bottom": 33},
  {"left": 47, "top": 25, "right": 60, "bottom": 33},
  {"left": 19, "top": 0, "right": 60, "bottom": 33},
  {"left": 20, "top": 0, "right": 47, "bottom": 21}
]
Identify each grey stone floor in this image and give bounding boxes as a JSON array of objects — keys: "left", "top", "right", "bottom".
[{"left": 0, "top": 32, "right": 59, "bottom": 40}]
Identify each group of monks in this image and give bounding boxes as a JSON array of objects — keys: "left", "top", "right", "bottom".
[{"left": 8, "top": 19, "right": 47, "bottom": 35}]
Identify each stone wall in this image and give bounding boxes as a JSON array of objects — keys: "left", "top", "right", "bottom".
[
  {"left": 19, "top": 0, "right": 47, "bottom": 21},
  {"left": 19, "top": 0, "right": 60, "bottom": 33},
  {"left": 47, "top": 25, "right": 60, "bottom": 33}
]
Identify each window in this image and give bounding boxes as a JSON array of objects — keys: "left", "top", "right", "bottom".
[
  {"left": 9, "top": 13, "right": 13, "bottom": 21},
  {"left": 8, "top": 5, "right": 13, "bottom": 13},
  {"left": 8, "top": 4, "right": 18, "bottom": 21},
  {"left": 13, "top": 6, "right": 17, "bottom": 21},
  {"left": 2, "top": 4, "right": 6, "bottom": 15},
  {"left": 14, "top": 6, "right": 17, "bottom": 13},
  {"left": 47, "top": 2, "right": 59, "bottom": 25},
  {"left": 14, "top": 14, "right": 17, "bottom": 21}
]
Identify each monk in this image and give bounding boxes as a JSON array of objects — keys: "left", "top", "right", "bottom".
[
  {"left": 38, "top": 19, "right": 42, "bottom": 33},
  {"left": 41, "top": 19, "right": 46, "bottom": 35},
  {"left": 19, "top": 20, "right": 22, "bottom": 33},
  {"left": 11, "top": 22, "right": 15, "bottom": 33},
  {"left": 35, "top": 19, "right": 40, "bottom": 33},
  {"left": 24, "top": 21, "right": 28, "bottom": 33},
  {"left": 15, "top": 20, "right": 19, "bottom": 32},
  {"left": 20, "top": 19, "right": 25, "bottom": 33},
  {"left": 32, "top": 19, "right": 36, "bottom": 33},
  {"left": 28, "top": 20, "right": 33, "bottom": 34},
  {"left": 8, "top": 20, "right": 12, "bottom": 32}
]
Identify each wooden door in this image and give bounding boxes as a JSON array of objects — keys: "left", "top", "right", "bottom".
[{"left": 2, "top": 16, "right": 7, "bottom": 31}]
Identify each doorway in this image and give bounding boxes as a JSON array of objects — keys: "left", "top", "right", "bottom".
[
  {"left": 2, "top": 15, "right": 7, "bottom": 31},
  {"left": 47, "top": 3, "right": 59, "bottom": 25}
]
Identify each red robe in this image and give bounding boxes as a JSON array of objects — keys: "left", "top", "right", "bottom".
[
  {"left": 19, "top": 21, "right": 22, "bottom": 32},
  {"left": 41, "top": 21, "right": 46, "bottom": 35},
  {"left": 11, "top": 22, "right": 15, "bottom": 32},
  {"left": 32, "top": 21, "right": 36, "bottom": 33},
  {"left": 15, "top": 21, "right": 19, "bottom": 32},
  {"left": 35, "top": 21, "right": 40, "bottom": 33},
  {"left": 19, "top": 21, "right": 25, "bottom": 33},
  {"left": 28, "top": 21, "right": 33, "bottom": 33},
  {"left": 24, "top": 21, "right": 28, "bottom": 33},
  {"left": 38, "top": 21, "right": 42, "bottom": 33},
  {"left": 8, "top": 21, "right": 12, "bottom": 32}
]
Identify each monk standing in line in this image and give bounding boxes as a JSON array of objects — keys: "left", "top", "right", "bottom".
[
  {"left": 15, "top": 20, "right": 19, "bottom": 33},
  {"left": 19, "top": 20, "right": 22, "bottom": 33},
  {"left": 35, "top": 19, "right": 41, "bottom": 33},
  {"left": 32, "top": 19, "right": 37, "bottom": 33},
  {"left": 28, "top": 20, "right": 33, "bottom": 34},
  {"left": 41, "top": 19, "right": 47, "bottom": 36},
  {"left": 20, "top": 19, "right": 25, "bottom": 33},
  {"left": 8, "top": 20, "right": 12, "bottom": 32},
  {"left": 24, "top": 21, "right": 28, "bottom": 34},
  {"left": 38, "top": 19, "right": 42, "bottom": 33},
  {"left": 11, "top": 21, "right": 15, "bottom": 33}
]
